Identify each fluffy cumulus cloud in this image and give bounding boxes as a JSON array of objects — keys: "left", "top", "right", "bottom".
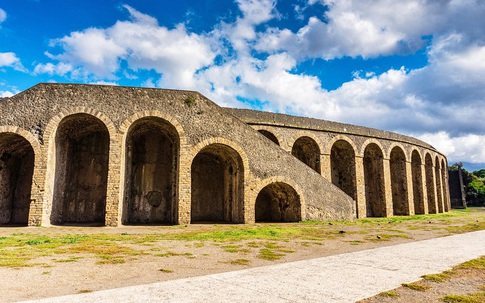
[
  {"left": 34, "top": 0, "right": 485, "bottom": 164},
  {"left": 0, "top": 8, "right": 6, "bottom": 24},
  {"left": 0, "top": 52, "right": 25, "bottom": 71}
]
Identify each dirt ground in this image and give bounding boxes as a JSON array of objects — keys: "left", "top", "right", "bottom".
[{"left": 1, "top": 208, "right": 484, "bottom": 303}]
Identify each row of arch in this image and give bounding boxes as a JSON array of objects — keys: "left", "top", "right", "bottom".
[
  {"left": 0, "top": 113, "right": 302, "bottom": 226},
  {"left": 258, "top": 130, "right": 450, "bottom": 217}
]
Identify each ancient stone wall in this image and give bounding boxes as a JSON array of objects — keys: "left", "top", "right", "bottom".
[
  {"left": 228, "top": 108, "right": 451, "bottom": 218},
  {"left": 0, "top": 84, "right": 451, "bottom": 226}
]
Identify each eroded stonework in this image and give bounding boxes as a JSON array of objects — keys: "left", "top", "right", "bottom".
[{"left": 0, "top": 84, "right": 450, "bottom": 226}]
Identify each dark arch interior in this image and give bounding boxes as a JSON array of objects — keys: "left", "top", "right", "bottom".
[
  {"left": 363, "top": 143, "right": 386, "bottom": 217},
  {"left": 291, "top": 136, "right": 321, "bottom": 174},
  {"left": 191, "top": 144, "right": 244, "bottom": 223},
  {"left": 411, "top": 151, "right": 425, "bottom": 215},
  {"left": 390, "top": 147, "right": 409, "bottom": 215},
  {"left": 51, "top": 114, "right": 110, "bottom": 225},
  {"left": 330, "top": 140, "right": 357, "bottom": 202},
  {"left": 0, "top": 133, "right": 34, "bottom": 226},
  {"left": 123, "top": 117, "right": 179, "bottom": 225},
  {"left": 425, "top": 154, "right": 437, "bottom": 214},
  {"left": 255, "top": 182, "right": 301, "bottom": 222},
  {"left": 258, "top": 130, "right": 279, "bottom": 145}
]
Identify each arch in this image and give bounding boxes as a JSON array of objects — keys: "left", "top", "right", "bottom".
[
  {"left": 363, "top": 143, "right": 386, "bottom": 217},
  {"left": 291, "top": 136, "right": 321, "bottom": 174},
  {"left": 255, "top": 182, "right": 301, "bottom": 222},
  {"left": 0, "top": 133, "right": 35, "bottom": 225},
  {"left": 330, "top": 139, "right": 357, "bottom": 201},
  {"left": 411, "top": 150, "right": 425, "bottom": 215},
  {"left": 425, "top": 153, "right": 437, "bottom": 214},
  {"left": 122, "top": 117, "right": 179, "bottom": 225},
  {"left": 50, "top": 113, "right": 110, "bottom": 225},
  {"left": 258, "top": 129, "right": 279, "bottom": 146},
  {"left": 390, "top": 146, "right": 409, "bottom": 215},
  {"left": 435, "top": 155, "right": 444, "bottom": 213},
  {"left": 190, "top": 143, "right": 244, "bottom": 223}
]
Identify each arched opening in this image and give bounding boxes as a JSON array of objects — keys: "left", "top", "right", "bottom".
[
  {"left": 363, "top": 143, "right": 386, "bottom": 217},
  {"left": 291, "top": 136, "right": 321, "bottom": 174},
  {"left": 51, "top": 114, "right": 110, "bottom": 225},
  {"left": 435, "top": 156, "right": 443, "bottom": 213},
  {"left": 191, "top": 144, "right": 244, "bottom": 223},
  {"left": 255, "top": 182, "right": 301, "bottom": 222},
  {"left": 330, "top": 140, "right": 357, "bottom": 201},
  {"left": 258, "top": 130, "right": 279, "bottom": 146},
  {"left": 123, "top": 117, "right": 179, "bottom": 225},
  {"left": 425, "top": 154, "right": 437, "bottom": 214},
  {"left": 0, "top": 133, "right": 34, "bottom": 226},
  {"left": 390, "top": 147, "right": 409, "bottom": 215},
  {"left": 441, "top": 159, "right": 449, "bottom": 212},
  {"left": 411, "top": 151, "right": 425, "bottom": 215}
]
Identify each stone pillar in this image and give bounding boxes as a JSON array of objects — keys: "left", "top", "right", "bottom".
[
  {"left": 405, "top": 160, "right": 415, "bottom": 215},
  {"left": 383, "top": 158, "right": 393, "bottom": 217},
  {"left": 421, "top": 163, "right": 429, "bottom": 214},
  {"left": 355, "top": 156, "right": 367, "bottom": 218},
  {"left": 321, "top": 153, "right": 331, "bottom": 181},
  {"left": 431, "top": 163, "right": 439, "bottom": 214},
  {"left": 105, "top": 133, "right": 122, "bottom": 227}
]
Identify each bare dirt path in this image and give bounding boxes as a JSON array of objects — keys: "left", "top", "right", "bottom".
[{"left": 1, "top": 208, "right": 484, "bottom": 303}]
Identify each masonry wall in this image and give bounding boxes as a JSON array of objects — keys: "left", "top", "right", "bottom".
[
  {"left": 0, "top": 83, "right": 358, "bottom": 226},
  {"left": 228, "top": 108, "right": 451, "bottom": 218}
]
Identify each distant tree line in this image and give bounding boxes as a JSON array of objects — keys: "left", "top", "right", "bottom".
[{"left": 449, "top": 163, "right": 485, "bottom": 206}]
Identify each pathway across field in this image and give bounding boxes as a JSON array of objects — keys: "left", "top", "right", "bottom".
[{"left": 20, "top": 230, "right": 485, "bottom": 303}]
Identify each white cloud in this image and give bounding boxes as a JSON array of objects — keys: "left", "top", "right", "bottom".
[
  {"left": 418, "top": 132, "right": 485, "bottom": 164},
  {"left": 0, "top": 8, "right": 6, "bottom": 24},
  {"left": 0, "top": 52, "right": 26, "bottom": 71},
  {"left": 0, "top": 90, "right": 14, "bottom": 97}
]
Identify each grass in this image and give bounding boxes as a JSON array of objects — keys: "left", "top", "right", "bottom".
[
  {"left": 229, "top": 258, "right": 250, "bottom": 265},
  {"left": 402, "top": 282, "right": 430, "bottom": 291},
  {"left": 378, "top": 290, "right": 399, "bottom": 297},
  {"left": 422, "top": 272, "right": 453, "bottom": 282},
  {"left": 159, "top": 268, "right": 174, "bottom": 273},
  {"left": 0, "top": 208, "right": 483, "bottom": 268},
  {"left": 455, "top": 256, "right": 485, "bottom": 269},
  {"left": 440, "top": 292, "right": 485, "bottom": 303}
]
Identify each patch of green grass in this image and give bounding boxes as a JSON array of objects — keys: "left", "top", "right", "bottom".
[
  {"left": 77, "top": 290, "right": 93, "bottom": 294},
  {"left": 257, "top": 248, "right": 285, "bottom": 260},
  {"left": 159, "top": 268, "right": 174, "bottom": 273},
  {"left": 440, "top": 292, "right": 485, "bottom": 303},
  {"left": 54, "top": 256, "right": 83, "bottom": 263},
  {"left": 455, "top": 256, "right": 485, "bottom": 270},
  {"left": 222, "top": 244, "right": 250, "bottom": 254},
  {"left": 229, "top": 258, "right": 250, "bottom": 265},
  {"left": 378, "top": 290, "right": 399, "bottom": 297},
  {"left": 402, "top": 282, "right": 430, "bottom": 291},
  {"left": 155, "top": 251, "right": 193, "bottom": 258},
  {"left": 422, "top": 273, "right": 452, "bottom": 282},
  {"left": 365, "top": 233, "right": 412, "bottom": 242}
]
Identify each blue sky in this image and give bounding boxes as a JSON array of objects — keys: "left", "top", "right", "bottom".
[{"left": 1, "top": 0, "right": 484, "bottom": 170}]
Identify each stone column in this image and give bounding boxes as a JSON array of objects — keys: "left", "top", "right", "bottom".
[
  {"left": 321, "top": 153, "right": 331, "bottom": 181},
  {"left": 421, "top": 163, "right": 429, "bottom": 214},
  {"left": 405, "top": 160, "right": 415, "bottom": 215},
  {"left": 383, "top": 158, "right": 393, "bottom": 217},
  {"left": 355, "top": 156, "right": 367, "bottom": 218}
]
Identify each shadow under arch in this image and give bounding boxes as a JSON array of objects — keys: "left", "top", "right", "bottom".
[
  {"left": 50, "top": 113, "right": 110, "bottom": 225},
  {"left": 255, "top": 182, "right": 301, "bottom": 222},
  {"left": 122, "top": 116, "right": 180, "bottom": 225},
  {"left": 0, "top": 132, "right": 35, "bottom": 226},
  {"left": 190, "top": 143, "right": 244, "bottom": 223}
]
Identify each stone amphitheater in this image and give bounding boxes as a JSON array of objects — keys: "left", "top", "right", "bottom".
[{"left": 0, "top": 83, "right": 450, "bottom": 227}]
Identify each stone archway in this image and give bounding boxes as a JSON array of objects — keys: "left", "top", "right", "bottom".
[
  {"left": 258, "top": 130, "right": 279, "bottom": 145},
  {"left": 255, "top": 182, "right": 301, "bottom": 222},
  {"left": 411, "top": 150, "right": 425, "bottom": 215},
  {"left": 51, "top": 114, "right": 110, "bottom": 225},
  {"left": 123, "top": 117, "right": 179, "bottom": 225},
  {"left": 363, "top": 143, "right": 386, "bottom": 217},
  {"left": 425, "top": 154, "right": 437, "bottom": 214},
  {"left": 330, "top": 140, "right": 357, "bottom": 201},
  {"left": 435, "top": 156, "right": 443, "bottom": 213},
  {"left": 291, "top": 136, "right": 321, "bottom": 174},
  {"left": 390, "top": 146, "right": 409, "bottom": 215},
  {"left": 0, "top": 133, "right": 35, "bottom": 225},
  {"left": 191, "top": 144, "right": 244, "bottom": 223}
]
